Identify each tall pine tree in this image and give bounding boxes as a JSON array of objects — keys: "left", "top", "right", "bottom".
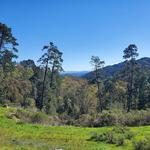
[
  {"left": 123, "top": 44, "right": 139, "bottom": 112},
  {"left": 38, "top": 42, "right": 63, "bottom": 111}
]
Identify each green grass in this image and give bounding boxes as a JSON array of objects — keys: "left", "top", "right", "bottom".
[{"left": 0, "top": 107, "right": 150, "bottom": 150}]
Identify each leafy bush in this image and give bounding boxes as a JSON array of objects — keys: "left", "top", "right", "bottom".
[
  {"left": 90, "top": 126, "right": 134, "bottom": 146},
  {"left": 6, "top": 108, "right": 62, "bottom": 125},
  {"left": 92, "top": 109, "right": 150, "bottom": 127},
  {"left": 6, "top": 107, "right": 150, "bottom": 127},
  {"left": 93, "top": 111, "right": 118, "bottom": 127},
  {"left": 133, "top": 137, "right": 150, "bottom": 150},
  {"left": 6, "top": 108, "right": 32, "bottom": 123},
  {"left": 124, "top": 110, "right": 150, "bottom": 126},
  {"left": 90, "top": 132, "right": 106, "bottom": 142},
  {"left": 21, "top": 98, "right": 35, "bottom": 108},
  {"left": 31, "top": 112, "right": 49, "bottom": 124},
  {"left": 75, "top": 114, "right": 94, "bottom": 127}
]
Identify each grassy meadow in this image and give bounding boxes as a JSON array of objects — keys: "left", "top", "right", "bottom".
[{"left": 0, "top": 107, "right": 150, "bottom": 150}]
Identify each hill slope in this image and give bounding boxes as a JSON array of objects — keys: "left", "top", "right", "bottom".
[
  {"left": 84, "top": 57, "right": 150, "bottom": 80},
  {"left": 0, "top": 107, "right": 150, "bottom": 150}
]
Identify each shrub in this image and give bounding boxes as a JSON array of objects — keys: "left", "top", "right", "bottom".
[
  {"left": 75, "top": 114, "right": 94, "bottom": 127},
  {"left": 6, "top": 108, "right": 48, "bottom": 124},
  {"left": 92, "top": 109, "right": 150, "bottom": 127},
  {"left": 93, "top": 111, "right": 122, "bottom": 127},
  {"left": 6, "top": 108, "right": 63, "bottom": 125},
  {"left": 31, "top": 112, "right": 49, "bottom": 124},
  {"left": 124, "top": 110, "right": 150, "bottom": 126},
  {"left": 115, "top": 135, "right": 125, "bottom": 146},
  {"left": 133, "top": 137, "right": 150, "bottom": 150},
  {"left": 6, "top": 108, "right": 32, "bottom": 123},
  {"left": 90, "top": 126, "right": 134, "bottom": 146},
  {"left": 90, "top": 132, "right": 107, "bottom": 142}
]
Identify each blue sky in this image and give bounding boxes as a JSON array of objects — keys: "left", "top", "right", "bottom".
[{"left": 1, "top": 0, "right": 150, "bottom": 71}]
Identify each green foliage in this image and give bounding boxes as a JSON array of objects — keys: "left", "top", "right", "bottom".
[
  {"left": 6, "top": 108, "right": 32, "bottom": 123},
  {"left": 58, "top": 76, "right": 98, "bottom": 118},
  {"left": 6, "top": 107, "right": 63, "bottom": 126},
  {"left": 94, "top": 111, "right": 119, "bottom": 126},
  {"left": 74, "top": 109, "right": 150, "bottom": 127},
  {"left": 0, "top": 23, "right": 18, "bottom": 74},
  {"left": 90, "top": 126, "right": 135, "bottom": 146},
  {"left": 123, "top": 44, "right": 139, "bottom": 112},
  {"left": 0, "top": 22, "right": 150, "bottom": 130},
  {"left": 1, "top": 107, "right": 150, "bottom": 150},
  {"left": 75, "top": 114, "right": 94, "bottom": 127},
  {"left": 38, "top": 42, "right": 63, "bottom": 111},
  {"left": 31, "top": 112, "right": 49, "bottom": 124},
  {"left": 123, "top": 110, "right": 150, "bottom": 126},
  {"left": 90, "top": 56, "right": 105, "bottom": 112},
  {"left": 133, "top": 136, "right": 150, "bottom": 150}
]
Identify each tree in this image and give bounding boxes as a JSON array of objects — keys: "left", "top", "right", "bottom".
[
  {"left": 38, "top": 42, "right": 63, "bottom": 111},
  {"left": 0, "top": 23, "right": 18, "bottom": 73},
  {"left": 123, "top": 44, "right": 139, "bottom": 112},
  {"left": 20, "top": 59, "right": 36, "bottom": 70},
  {"left": 90, "top": 56, "right": 105, "bottom": 112},
  {"left": 0, "top": 23, "right": 18, "bottom": 103},
  {"left": 103, "top": 79, "right": 127, "bottom": 109},
  {"left": 135, "top": 71, "right": 150, "bottom": 110},
  {"left": 77, "top": 83, "right": 97, "bottom": 115}
]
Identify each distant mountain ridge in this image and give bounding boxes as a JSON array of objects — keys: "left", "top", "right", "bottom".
[
  {"left": 61, "top": 71, "right": 90, "bottom": 77},
  {"left": 84, "top": 57, "right": 150, "bottom": 80},
  {"left": 60, "top": 57, "right": 150, "bottom": 78}
]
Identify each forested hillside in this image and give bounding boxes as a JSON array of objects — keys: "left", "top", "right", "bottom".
[
  {"left": 84, "top": 57, "right": 150, "bottom": 81},
  {"left": 0, "top": 22, "right": 150, "bottom": 128}
]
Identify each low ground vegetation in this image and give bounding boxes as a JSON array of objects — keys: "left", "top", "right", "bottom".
[
  {"left": 73, "top": 109, "right": 150, "bottom": 127},
  {"left": 4, "top": 107, "right": 150, "bottom": 127},
  {"left": 0, "top": 107, "right": 150, "bottom": 150}
]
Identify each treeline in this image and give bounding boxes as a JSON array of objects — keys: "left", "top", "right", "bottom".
[
  {"left": 0, "top": 23, "right": 150, "bottom": 126},
  {"left": 90, "top": 45, "right": 150, "bottom": 112}
]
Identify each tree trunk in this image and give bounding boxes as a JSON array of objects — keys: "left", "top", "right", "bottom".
[
  {"left": 95, "top": 68, "right": 103, "bottom": 112},
  {"left": 40, "top": 61, "right": 48, "bottom": 110},
  {"left": 50, "top": 62, "right": 55, "bottom": 88},
  {"left": 0, "top": 33, "right": 3, "bottom": 51},
  {"left": 127, "top": 60, "right": 134, "bottom": 112}
]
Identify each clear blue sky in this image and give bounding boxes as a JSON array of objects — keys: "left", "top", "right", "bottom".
[{"left": 1, "top": 0, "right": 150, "bottom": 71}]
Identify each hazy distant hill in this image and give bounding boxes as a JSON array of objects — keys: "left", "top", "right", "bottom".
[
  {"left": 84, "top": 57, "right": 150, "bottom": 80},
  {"left": 61, "top": 71, "right": 90, "bottom": 77}
]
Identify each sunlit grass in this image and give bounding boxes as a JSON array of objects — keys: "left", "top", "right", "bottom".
[{"left": 0, "top": 107, "right": 150, "bottom": 150}]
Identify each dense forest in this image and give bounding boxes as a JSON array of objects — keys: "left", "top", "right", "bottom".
[{"left": 0, "top": 22, "right": 150, "bottom": 127}]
